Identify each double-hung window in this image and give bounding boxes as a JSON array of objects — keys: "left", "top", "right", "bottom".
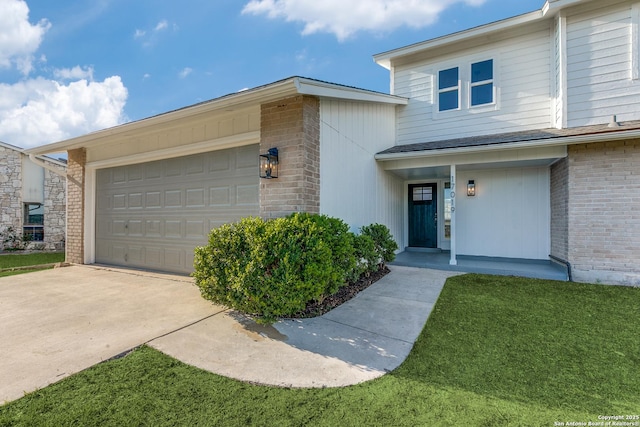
[
  {"left": 23, "top": 203, "right": 44, "bottom": 242},
  {"left": 470, "top": 59, "right": 494, "bottom": 106},
  {"left": 438, "top": 67, "right": 460, "bottom": 111}
]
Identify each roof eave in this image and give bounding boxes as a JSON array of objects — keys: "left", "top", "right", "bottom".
[
  {"left": 295, "top": 77, "right": 408, "bottom": 105},
  {"left": 373, "top": 10, "right": 544, "bottom": 70},
  {"left": 26, "top": 77, "right": 407, "bottom": 156},
  {"left": 25, "top": 78, "right": 302, "bottom": 155},
  {"left": 374, "top": 128, "right": 640, "bottom": 161}
]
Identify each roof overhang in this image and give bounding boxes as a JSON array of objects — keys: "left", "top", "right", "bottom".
[
  {"left": 1, "top": 140, "right": 67, "bottom": 168},
  {"left": 26, "top": 77, "right": 407, "bottom": 156},
  {"left": 373, "top": 0, "right": 589, "bottom": 70},
  {"left": 375, "top": 127, "right": 640, "bottom": 162}
]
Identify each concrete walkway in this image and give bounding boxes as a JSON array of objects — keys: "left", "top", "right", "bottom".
[
  {"left": 0, "top": 264, "right": 456, "bottom": 404},
  {"left": 150, "top": 266, "right": 458, "bottom": 388}
]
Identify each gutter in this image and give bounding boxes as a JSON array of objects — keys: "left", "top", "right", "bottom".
[
  {"left": 549, "top": 254, "right": 573, "bottom": 282},
  {"left": 375, "top": 128, "right": 640, "bottom": 161},
  {"left": 28, "top": 154, "right": 66, "bottom": 177}
]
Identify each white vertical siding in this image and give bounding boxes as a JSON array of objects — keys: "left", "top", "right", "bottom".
[
  {"left": 319, "top": 100, "right": 404, "bottom": 249},
  {"left": 456, "top": 167, "right": 550, "bottom": 259},
  {"left": 394, "top": 21, "right": 553, "bottom": 145},
  {"left": 554, "top": 15, "right": 568, "bottom": 128},
  {"left": 566, "top": 3, "right": 640, "bottom": 126},
  {"left": 22, "top": 156, "right": 44, "bottom": 203}
]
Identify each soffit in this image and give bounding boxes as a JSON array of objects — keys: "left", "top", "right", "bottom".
[{"left": 26, "top": 77, "right": 406, "bottom": 156}]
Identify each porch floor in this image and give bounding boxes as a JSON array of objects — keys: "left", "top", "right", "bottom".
[{"left": 390, "top": 250, "right": 568, "bottom": 281}]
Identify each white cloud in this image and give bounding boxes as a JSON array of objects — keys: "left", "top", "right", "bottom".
[
  {"left": 0, "top": 1, "right": 129, "bottom": 149},
  {"left": 53, "top": 65, "right": 94, "bottom": 81},
  {"left": 242, "top": 0, "right": 487, "bottom": 40},
  {"left": 154, "top": 20, "right": 169, "bottom": 31},
  {"left": 0, "top": 76, "right": 128, "bottom": 148},
  {"left": 0, "top": 0, "right": 51, "bottom": 74},
  {"left": 134, "top": 19, "right": 175, "bottom": 47},
  {"left": 179, "top": 67, "right": 193, "bottom": 79}
]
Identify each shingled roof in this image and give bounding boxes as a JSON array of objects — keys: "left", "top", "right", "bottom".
[{"left": 377, "top": 119, "right": 640, "bottom": 156}]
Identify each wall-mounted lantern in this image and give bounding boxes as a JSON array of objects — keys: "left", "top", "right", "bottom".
[
  {"left": 259, "top": 147, "right": 278, "bottom": 179},
  {"left": 467, "top": 180, "right": 476, "bottom": 197}
]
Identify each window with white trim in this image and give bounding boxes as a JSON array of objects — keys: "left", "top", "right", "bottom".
[
  {"left": 23, "top": 203, "right": 44, "bottom": 242},
  {"left": 470, "top": 59, "right": 494, "bottom": 106},
  {"left": 438, "top": 67, "right": 460, "bottom": 111},
  {"left": 435, "top": 58, "right": 496, "bottom": 115}
]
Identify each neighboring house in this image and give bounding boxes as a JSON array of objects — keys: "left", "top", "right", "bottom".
[
  {"left": 0, "top": 141, "right": 66, "bottom": 251},
  {"left": 27, "top": 0, "right": 640, "bottom": 285}
]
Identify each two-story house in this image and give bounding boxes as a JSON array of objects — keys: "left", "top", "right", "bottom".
[
  {"left": 27, "top": 0, "right": 640, "bottom": 285},
  {"left": 373, "top": 0, "right": 640, "bottom": 284}
]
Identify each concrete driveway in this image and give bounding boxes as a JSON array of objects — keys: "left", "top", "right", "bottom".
[
  {"left": 0, "top": 265, "right": 222, "bottom": 404},
  {"left": 1, "top": 264, "right": 456, "bottom": 404}
]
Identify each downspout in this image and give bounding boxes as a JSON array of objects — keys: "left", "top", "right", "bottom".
[
  {"left": 28, "top": 154, "right": 66, "bottom": 177},
  {"left": 549, "top": 254, "right": 573, "bottom": 282}
]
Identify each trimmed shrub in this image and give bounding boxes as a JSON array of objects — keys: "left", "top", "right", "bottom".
[
  {"left": 193, "top": 213, "right": 358, "bottom": 323},
  {"left": 360, "top": 223, "right": 398, "bottom": 264},
  {"left": 352, "top": 233, "right": 378, "bottom": 277}
]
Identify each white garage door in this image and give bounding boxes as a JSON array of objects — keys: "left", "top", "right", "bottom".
[{"left": 95, "top": 145, "right": 259, "bottom": 274}]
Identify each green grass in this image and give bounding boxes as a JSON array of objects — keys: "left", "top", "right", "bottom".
[
  {"left": 1, "top": 274, "right": 638, "bottom": 426},
  {"left": 0, "top": 269, "right": 52, "bottom": 278},
  {"left": 0, "top": 252, "right": 64, "bottom": 269}
]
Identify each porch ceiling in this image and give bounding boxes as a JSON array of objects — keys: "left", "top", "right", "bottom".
[
  {"left": 380, "top": 144, "right": 566, "bottom": 180},
  {"left": 388, "top": 158, "right": 559, "bottom": 180}
]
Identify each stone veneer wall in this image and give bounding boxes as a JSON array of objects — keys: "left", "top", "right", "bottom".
[
  {"left": 0, "top": 146, "right": 23, "bottom": 236},
  {"left": 259, "top": 95, "right": 320, "bottom": 218},
  {"left": 550, "top": 156, "right": 569, "bottom": 261},
  {"left": 66, "top": 148, "right": 86, "bottom": 263},
  {"left": 567, "top": 139, "right": 640, "bottom": 285},
  {"left": 0, "top": 146, "right": 67, "bottom": 251},
  {"left": 42, "top": 160, "right": 66, "bottom": 251}
]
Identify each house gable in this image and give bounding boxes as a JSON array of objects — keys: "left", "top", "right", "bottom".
[
  {"left": 0, "top": 142, "right": 66, "bottom": 251},
  {"left": 376, "top": 0, "right": 640, "bottom": 147}
]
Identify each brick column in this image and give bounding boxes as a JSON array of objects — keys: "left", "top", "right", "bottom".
[
  {"left": 550, "top": 156, "right": 569, "bottom": 261},
  {"left": 66, "top": 148, "right": 86, "bottom": 264},
  {"left": 567, "top": 139, "right": 640, "bottom": 285},
  {"left": 259, "top": 95, "right": 320, "bottom": 218}
]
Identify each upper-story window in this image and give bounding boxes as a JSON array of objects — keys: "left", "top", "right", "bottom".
[
  {"left": 438, "top": 67, "right": 460, "bottom": 111},
  {"left": 470, "top": 59, "right": 494, "bottom": 106},
  {"left": 436, "top": 59, "right": 496, "bottom": 114}
]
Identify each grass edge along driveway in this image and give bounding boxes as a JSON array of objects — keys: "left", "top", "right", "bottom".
[
  {"left": 0, "top": 274, "right": 638, "bottom": 426},
  {"left": 0, "top": 252, "right": 65, "bottom": 277}
]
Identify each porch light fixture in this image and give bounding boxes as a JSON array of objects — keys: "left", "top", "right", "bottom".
[
  {"left": 467, "top": 180, "right": 476, "bottom": 197},
  {"left": 259, "top": 147, "right": 278, "bottom": 179}
]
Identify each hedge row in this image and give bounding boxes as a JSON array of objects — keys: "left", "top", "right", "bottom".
[{"left": 193, "top": 213, "right": 397, "bottom": 324}]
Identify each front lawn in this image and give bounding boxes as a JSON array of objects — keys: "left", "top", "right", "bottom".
[
  {"left": 1, "top": 274, "right": 638, "bottom": 426},
  {"left": 0, "top": 252, "right": 64, "bottom": 269}
]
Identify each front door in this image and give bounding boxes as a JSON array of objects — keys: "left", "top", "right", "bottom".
[{"left": 408, "top": 183, "right": 437, "bottom": 248}]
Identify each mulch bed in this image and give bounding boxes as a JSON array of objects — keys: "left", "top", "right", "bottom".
[{"left": 288, "top": 265, "right": 390, "bottom": 319}]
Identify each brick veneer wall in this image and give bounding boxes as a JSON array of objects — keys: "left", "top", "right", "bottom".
[
  {"left": 259, "top": 95, "right": 320, "bottom": 218},
  {"left": 567, "top": 139, "right": 640, "bottom": 285},
  {"left": 66, "top": 148, "right": 86, "bottom": 263},
  {"left": 550, "top": 157, "right": 569, "bottom": 261}
]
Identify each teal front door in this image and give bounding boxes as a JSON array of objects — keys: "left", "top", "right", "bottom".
[{"left": 408, "top": 183, "right": 438, "bottom": 248}]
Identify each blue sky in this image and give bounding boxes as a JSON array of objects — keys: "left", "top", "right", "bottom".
[{"left": 0, "top": 0, "right": 543, "bottom": 149}]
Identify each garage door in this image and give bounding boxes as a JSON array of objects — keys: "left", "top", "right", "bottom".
[{"left": 95, "top": 145, "right": 259, "bottom": 274}]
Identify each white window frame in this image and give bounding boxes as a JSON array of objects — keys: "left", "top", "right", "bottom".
[
  {"left": 433, "top": 55, "right": 500, "bottom": 119},
  {"left": 436, "top": 66, "right": 461, "bottom": 113},
  {"left": 470, "top": 59, "right": 495, "bottom": 108},
  {"left": 23, "top": 202, "right": 44, "bottom": 242}
]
